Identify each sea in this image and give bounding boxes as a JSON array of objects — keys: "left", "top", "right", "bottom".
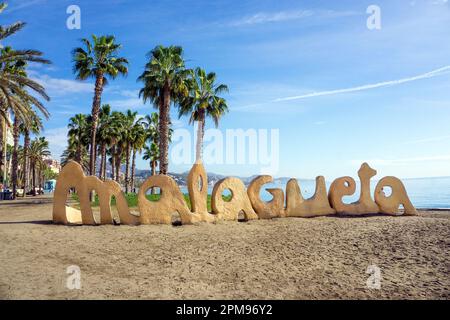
[{"left": 180, "top": 176, "right": 450, "bottom": 209}]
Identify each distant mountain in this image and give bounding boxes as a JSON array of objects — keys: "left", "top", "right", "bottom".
[
  {"left": 133, "top": 169, "right": 315, "bottom": 187},
  {"left": 134, "top": 169, "right": 227, "bottom": 186}
]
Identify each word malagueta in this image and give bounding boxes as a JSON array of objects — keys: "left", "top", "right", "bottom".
[{"left": 52, "top": 161, "right": 417, "bottom": 226}]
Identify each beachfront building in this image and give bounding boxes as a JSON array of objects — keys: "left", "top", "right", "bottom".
[{"left": 43, "top": 157, "right": 61, "bottom": 174}]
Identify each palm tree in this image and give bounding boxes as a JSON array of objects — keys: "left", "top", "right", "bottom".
[
  {"left": 97, "top": 104, "right": 113, "bottom": 180},
  {"left": 129, "top": 121, "right": 146, "bottom": 192},
  {"left": 19, "top": 114, "right": 42, "bottom": 196},
  {"left": 179, "top": 67, "right": 229, "bottom": 163},
  {"left": 28, "top": 137, "right": 50, "bottom": 196},
  {"left": 122, "top": 110, "right": 138, "bottom": 193},
  {"left": 61, "top": 144, "right": 89, "bottom": 171},
  {"left": 0, "top": 3, "right": 24, "bottom": 40},
  {"left": 0, "top": 5, "right": 51, "bottom": 190},
  {"left": 72, "top": 35, "right": 128, "bottom": 176},
  {"left": 10, "top": 115, "right": 20, "bottom": 198},
  {"left": 0, "top": 116, "right": 5, "bottom": 182},
  {"left": 142, "top": 112, "right": 159, "bottom": 147},
  {"left": 109, "top": 111, "right": 126, "bottom": 182},
  {"left": 0, "top": 41, "right": 50, "bottom": 127},
  {"left": 138, "top": 45, "right": 189, "bottom": 174},
  {"left": 143, "top": 142, "right": 159, "bottom": 176},
  {"left": 2, "top": 47, "right": 49, "bottom": 199},
  {"left": 109, "top": 112, "right": 124, "bottom": 181},
  {"left": 142, "top": 142, "right": 159, "bottom": 195},
  {"left": 67, "top": 114, "right": 89, "bottom": 165}
]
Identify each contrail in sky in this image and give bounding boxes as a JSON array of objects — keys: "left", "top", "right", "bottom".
[
  {"left": 273, "top": 65, "right": 450, "bottom": 102},
  {"left": 236, "top": 65, "right": 450, "bottom": 111}
]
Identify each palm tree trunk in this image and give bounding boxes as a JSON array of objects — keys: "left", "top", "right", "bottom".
[
  {"left": 125, "top": 142, "right": 131, "bottom": 193},
  {"left": 151, "top": 160, "right": 156, "bottom": 194},
  {"left": 99, "top": 143, "right": 105, "bottom": 179},
  {"left": 100, "top": 144, "right": 107, "bottom": 180},
  {"left": 11, "top": 116, "right": 19, "bottom": 200},
  {"left": 115, "top": 152, "right": 121, "bottom": 183},
  {"left": 159, "top": 84, "right": 170, "bottom": 175},
  {"left": 130, "top": 149, "right": 136, "bottom": 193},
  {"left": 195, "top": 111, "right": 205, "bottom": 164},
  {"left": 0, "top": 117, "right": 3, "bottom": 183},
  {"left": 111, "top": 146, "right": 116, "bottom": 180},
  {"left": 38, "top": 166, "right": 42, "bottom": 193},
  {"left": 76, "top": 134, "right": 82, "bottom": 164},
  {"left": 23, "top": 130, "right": 30, "bottom": 197},
  {"left": 32, "top": 162, "right": 36, "bottom": 196},
  {"left": 89, "top": 73, "right": 104, "bottom": 176}
]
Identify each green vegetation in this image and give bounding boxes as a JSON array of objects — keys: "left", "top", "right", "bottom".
[{"left": 71, "top": 192, "right": 232, "bottom": 212}]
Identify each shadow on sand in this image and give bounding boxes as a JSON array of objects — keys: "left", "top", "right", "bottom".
[{"left": 0, "top": 220, "right": 53, "bottom": 225}]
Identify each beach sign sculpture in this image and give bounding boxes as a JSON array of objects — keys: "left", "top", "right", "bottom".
[{"left": 52, "top": 160, "right": 418, "bottom": 225}]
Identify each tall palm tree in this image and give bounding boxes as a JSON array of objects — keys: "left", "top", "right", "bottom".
[
  {"left": 10, "top": 115, "right": 20, "bottom": 197},
  {"left": 122, "top": 109, "right": 138, "bottom": 193},
  {"left": 97, "top": 104, "right": 114, "bottom": 180},
  {"left": 1, "top": 5, "right": 51, "bottom": 190},
  {"left": 19, "top": 114, "right": 42, "bottom": 196},
  {"left": 7, "top": 53, "right": 27, "bottom": 199},
  {"left": 142, "top": 142, "right": 159, "bottom": 195},
  {"left": 179, "top": 67, "right": 229, "bottom": 163},
  {"left": 109, "top": 112, "right": 124, "bottom": 181},
  {"left": 143, "top": 142, "right": 159, "bottom": 177},
  {"left": 142, "top": 112, "right": 159, "bottom": 147},
  {"left": 67, "top": 114, "right": 89, "bottom": 165},
  {"left": 0, "top": 41, "right": 50, "bottom": 127},
  {"left": 72, "top": 35, "right": 128, "bottom": 176},
  {"left": 0, "top": 116, "right": 5, "bottom": 182},
  {"left": 2, "top": 47, "right": 49, "bottom": 199},
  {"left": 140, "top": 112, "right": 173, "bottom": 174},
  {"left": 138, "top": 45, "right": 189, "bottom": 174},
  {"left": 61, "top": 144, "right": 89, "bottom": 171},
  {"left": 129, "top": 121, "right": 146, "bottom": 192},
  {"left": 109, "top": 111, "right": 126, "bottom": 182},
  {"left": 28, "top": 137, "right": 50, "bottom": 196}
]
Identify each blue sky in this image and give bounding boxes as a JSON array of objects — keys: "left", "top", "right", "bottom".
[{"left": 2, "top": 0, "right": 450, "bottom": 179}]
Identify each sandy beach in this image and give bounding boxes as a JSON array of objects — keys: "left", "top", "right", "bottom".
[{"left": 0, "top": 196, "right": 448, "bottom": 300}]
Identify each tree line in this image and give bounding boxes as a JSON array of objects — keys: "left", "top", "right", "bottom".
[
  {"left": 0, "top": 3, "right": 53, "bottom": 199},
  {"left": 67, "top": 36, "right": 229, "bottom": 191},
  {"left": 0, "top": 1, "right": 230, "bottom": 199}
]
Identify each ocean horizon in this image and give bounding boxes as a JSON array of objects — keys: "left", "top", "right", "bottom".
[{"left": 178, "top": 176, "right": 450, "bottom": 209}]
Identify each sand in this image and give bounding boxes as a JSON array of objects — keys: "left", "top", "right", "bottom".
[{"left": 0, "top": 196, "right": 449, "bottom": 300}]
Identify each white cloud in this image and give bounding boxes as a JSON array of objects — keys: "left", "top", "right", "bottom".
[
  {"left": 229, "top": 9, "right": 358, "bottom": 26},
  {"left": 405, "top": 135, "right": 450, "bottom": 144},
  {"left": 105, "top": 97, "right": 146, "bottom": 110},
  {"left": 4, "top": 0, "right": 46, "bottom": 13},
  {"left": 350, "top": 155, "right": 450, "bottom": 166},
  {"left": 118, "top": 90, "right": 139, "bottom": 98},
  {"left": 104, "top": 89, "right": 147, "bottom": 110},
  {"left": 430, "top": 0, "right": 448, "bottom": 4},
  {"left": 235, "top": 65, "right": 450, "bottom": 112},
  {"left": 273, "top": 65, "right": 450, "bottom": 102},
  {"left": 31, "top": 74, "right": 93, "bottom": 96},
  {"left": 230, "top": 10, "right": 313, "bottom": 26},
  {"left": 42, "top": 126, "right": 68, "bottom": 160}
]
